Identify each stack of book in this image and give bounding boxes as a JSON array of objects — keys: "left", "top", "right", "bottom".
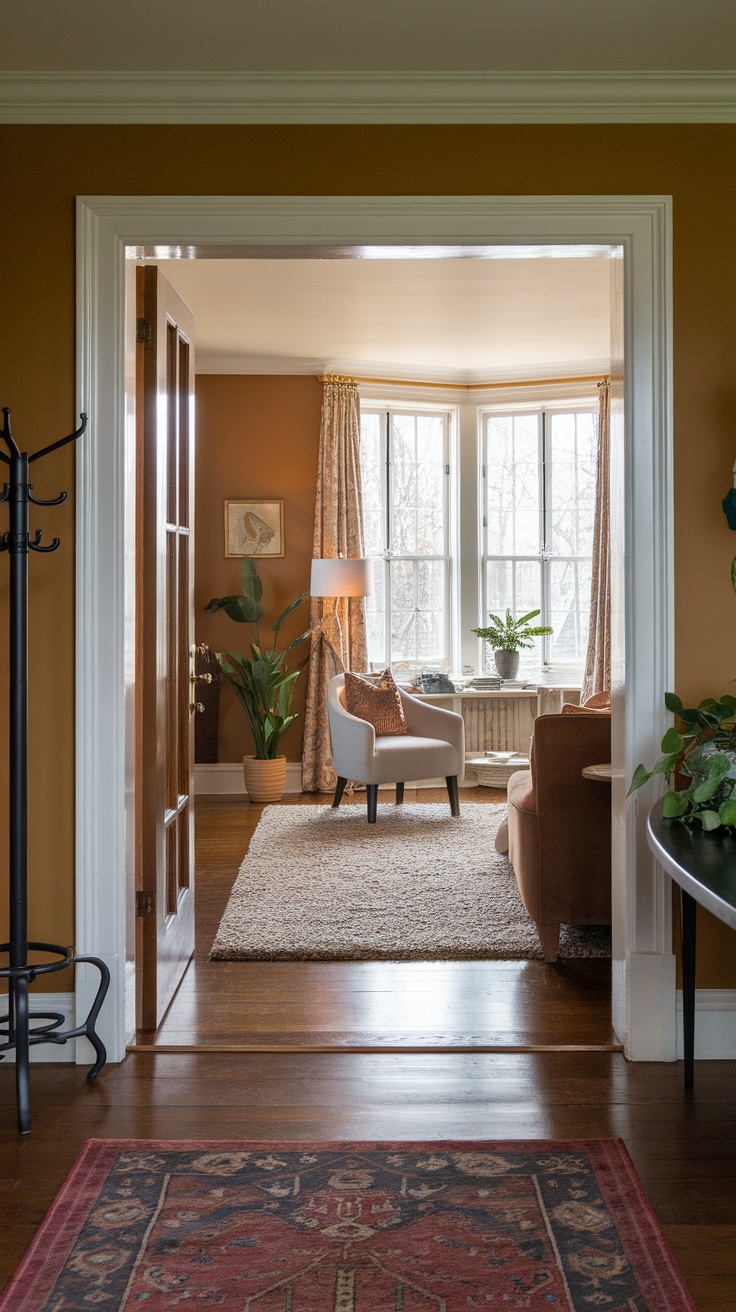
[{"left": 468, "top": 676, "right": 502, "bottom": 690}]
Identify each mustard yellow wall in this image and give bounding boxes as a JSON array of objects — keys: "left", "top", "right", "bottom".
[
  {"left": 1, "top": 123, "right": 736, "bottom": 985},
  {"left": 194, "top": 374, "right": 321, "bottom": 762}
]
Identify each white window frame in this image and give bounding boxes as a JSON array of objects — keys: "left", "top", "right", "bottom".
[
  {"left": 360, "top": 399, "right": 458, "bottom": 672},
  {"left": 479, "top": 394, "right": 598, "bottom": 681}
]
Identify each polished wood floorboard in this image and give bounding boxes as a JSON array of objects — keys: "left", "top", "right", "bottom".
[
  {"left": 138, "top": 791, "right": 617, "bottom": 1050},
  {"left": 1, "top": 1050, "right": 735, "bottom": 1309}
]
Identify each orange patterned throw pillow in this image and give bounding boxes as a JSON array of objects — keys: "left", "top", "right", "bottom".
[{"left": 343, "top": 669, "right": 408, "bottom": 736}]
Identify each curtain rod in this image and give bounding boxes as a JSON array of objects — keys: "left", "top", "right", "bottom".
[{"left": 323, "top": 373, "right": 609, "bottom": 392}]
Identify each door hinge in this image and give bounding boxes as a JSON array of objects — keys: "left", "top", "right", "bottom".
[
  {"left": 136, "top": 317, "right": 152, "bottom": 344},
  {"left": 136, "top": 890, "right": 154, "bottom": 917}
]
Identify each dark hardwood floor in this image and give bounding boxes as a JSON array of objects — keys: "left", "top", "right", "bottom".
[
  {"left": 8, "top": 792, "right": 732, "bottom": 1308},
  {"left": 1, "top": 1050, "right": 735, "bottom": 1309},
  {"left": 137, "top": 790, "right": 618, "bottom": 1050}
]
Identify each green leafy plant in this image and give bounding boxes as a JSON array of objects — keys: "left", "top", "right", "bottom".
[
  {"left": 628, "top": 556, "right": 736, "bottom": 832},
  {"left": 629, "top": 693, "right": 736, "bottom": 831},
  {"left": 204, "top": 557, "right": 310, "bottom": 759},
  {"left": 472, "top": 607, "right": 553, "bottom": 652}
]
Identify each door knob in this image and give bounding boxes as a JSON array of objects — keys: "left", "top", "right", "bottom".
[
  {"left": 190, "top": 672, "right": 213, "bottom": 685},
  {"left": 189, "top": 701, "right": 205, "bottom": 714}
]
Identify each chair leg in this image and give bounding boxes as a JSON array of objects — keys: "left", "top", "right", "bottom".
[
  {"left": 332, "top": 776, "right": 347, "bottom": 809},
  {"left": 367, "top": 784, "right": 378, "bottom": 824},
  {"left": 395, "top": 782, "right": 404, "bottom": 805},
  {"left": 445, "top": 775, "right": 460, "bottom": 817},
  {"left": 538, "top": 923, "right": 561, "bottom": 963}
]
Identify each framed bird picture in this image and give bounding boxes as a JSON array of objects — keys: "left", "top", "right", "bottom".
[{"left": 224, "top": 499, "right": 284, "bottom": 558}]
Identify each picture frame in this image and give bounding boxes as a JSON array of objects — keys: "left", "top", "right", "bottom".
[{"left": 224, "top": 499, "right": 284, "bottom": 558}]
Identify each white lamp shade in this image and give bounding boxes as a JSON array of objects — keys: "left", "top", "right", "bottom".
[{"left": 310, "top": 556, "right": 374, "bottom": 598}]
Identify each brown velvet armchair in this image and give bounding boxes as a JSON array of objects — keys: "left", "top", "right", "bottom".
[{"left": 506, "top": 709, "right": 612, "bottom": 962}]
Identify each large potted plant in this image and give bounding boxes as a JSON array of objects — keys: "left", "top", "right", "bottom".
[
  {"left": 205, "top": 557, "right": 310, "bottom": 802},
  {"left": 472, "top": 608, "right": 553, "bottom": 680}
]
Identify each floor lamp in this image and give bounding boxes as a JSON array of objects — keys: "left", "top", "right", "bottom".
[{"left": 310, "top": 556, "right": 373, "bottom": 672}]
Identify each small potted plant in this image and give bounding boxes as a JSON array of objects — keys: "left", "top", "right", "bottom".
[
  {"left": 472, "top": 608, "right": 553, "bottom": 680},
  {"left": 205, "top": 557, "right": 310, "bottom": 802}
]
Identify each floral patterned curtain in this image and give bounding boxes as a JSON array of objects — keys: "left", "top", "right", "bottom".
[
  {"left": 582, "top": 379, "right": 611, "bottom": 703},
  {"left": 302, "top": 377, "right": 368, "bottom": 792}
]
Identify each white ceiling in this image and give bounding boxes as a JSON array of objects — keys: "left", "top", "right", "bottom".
[
  {"left": 2, "top": 0, "right": 735, "bottom": 72},
  {"left": 154, "top": 252, "right": 611, "bottom": 382}
]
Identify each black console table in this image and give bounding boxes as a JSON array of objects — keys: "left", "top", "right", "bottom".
[{"left": 647, "top": 802, "right": 736, "bottom": 1088}]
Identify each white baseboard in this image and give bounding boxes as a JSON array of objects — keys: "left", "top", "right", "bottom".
[
  {"left": 625, "top": 951, "right": 677, "bottom": 1062},
  {"left": 0, "top": 992, "right": 76, "bottom": 1063},
  {"left": 195, "top": 762, "right": 304, "bottom": 795},
  {"left": 676, "top": 989, "right": 736, "bottom": 1059},
  {"left": 195, "top": 762, "right": 485, "bottom": 796}
]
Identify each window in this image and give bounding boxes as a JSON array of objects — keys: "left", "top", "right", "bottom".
[
  {"left": 482, "top": 406, "right": 597, "bottom": 677},
  {"left": 360, "top": 408, "right": 451, "bottom": 670}
]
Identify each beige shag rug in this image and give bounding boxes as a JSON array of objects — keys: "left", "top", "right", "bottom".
[{"left": 210, "top": 802, "right": 611, "bottom": 962}]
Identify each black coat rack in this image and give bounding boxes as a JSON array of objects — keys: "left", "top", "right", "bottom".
[{"left": 0, "top": 407, "right": 109, "bottom": 1134}]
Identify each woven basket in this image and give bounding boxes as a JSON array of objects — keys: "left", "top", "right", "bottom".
[
  {"left": 243, "top": 755, "right": 287, "bottom": 802},
  {"left": 468, "top": 756, "right": 529, "bottom": 788}
]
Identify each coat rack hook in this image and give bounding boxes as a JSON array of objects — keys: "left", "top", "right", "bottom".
[{"left": 28, "top": 412, "right": 88, "bottom": 465}]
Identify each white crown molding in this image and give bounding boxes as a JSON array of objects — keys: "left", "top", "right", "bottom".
[
  {"left": 195, "top": 353, "right": 610, "bottom": 382},
  {"left": 3, "top": 70, "right": 736, "bottom": 124}
]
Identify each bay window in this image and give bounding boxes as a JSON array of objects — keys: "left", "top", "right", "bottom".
[{"left": 358, "top": 392, "right": 598, "bottom": 685}]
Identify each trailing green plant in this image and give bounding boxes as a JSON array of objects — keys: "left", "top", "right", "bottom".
[
  {"left": 628, "top": 556, "right": 736, "bottom": 832},
  {"left": 472, "top": 607, "right": 553, "bottom": 652},
  {"left": 629, "top": 694, "right": 736, "bottom": 831},
  {"left": 204, "top": 557, "right": 310, "bottom": 759}
]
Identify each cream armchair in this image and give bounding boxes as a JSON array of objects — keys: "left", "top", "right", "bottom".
[{"left": 327, "top": 674, "right": 465, "bottom": 823}]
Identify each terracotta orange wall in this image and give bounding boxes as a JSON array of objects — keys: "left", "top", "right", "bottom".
[
  {"left": 1, "top": 123, "right": 736, "bottom": 984},
  {"left": 194, "top": 374, "right": 321, "bottom": 761}
]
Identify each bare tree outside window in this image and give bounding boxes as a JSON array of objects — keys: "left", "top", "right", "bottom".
[
  {"left": 483, "top": 408, "right": 597, "bottom": 678},
  {"left": 360, "top": 409, "right": 450, "bottom": 670}
]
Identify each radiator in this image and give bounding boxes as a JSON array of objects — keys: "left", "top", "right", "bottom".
[{"left": 460, "top": 694, "right": 537, "bottom": 754}]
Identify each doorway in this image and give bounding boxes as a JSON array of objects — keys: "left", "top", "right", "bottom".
[
  {"left": 74, "top": 194, "right": 675, "bottom": 1066},
  {"left": 132, "top": 245, "right": 617, "bottom": 1050}
]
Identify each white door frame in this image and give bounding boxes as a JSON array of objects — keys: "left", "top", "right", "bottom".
[{"left": 75, "top": 194, "right": 674, "bottom": 1064}]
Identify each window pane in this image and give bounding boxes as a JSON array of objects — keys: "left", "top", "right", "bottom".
[
  {"left": 485, "top": 558, "right": 512, "bottom": 617},
  {"left": 390, "top": 413, "right": 446, "bottom": 556},
  {"left": 364, "top": 557, "right": 386, "bottom": 669},
  {"left": 360, "top": 408, "right": 450, "bottom": 669},
  {"left": 359, "top": 411, "right": 385, "bottom": 558},
  {"left": 390, "top": 559, "right": 446, "bottom": 664},
  {"left": 485, "top": 559, "right": 542, "bottom": 621},
  {"left": 549, "top": 558, "right": 593, "bottom": 664},
  {"left": 549, "top": 411, "right": 597, "bottom": 558},
  {"left": 485, "top": 414, "right": 541, "bottom": 556},
  {"left": 484, "top": 559, "right": 543, "bottom": 674}
]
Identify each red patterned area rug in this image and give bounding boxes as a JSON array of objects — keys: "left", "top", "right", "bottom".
[{"left": 1, "top": 1139, "right": 695, "bottom": 1311}]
